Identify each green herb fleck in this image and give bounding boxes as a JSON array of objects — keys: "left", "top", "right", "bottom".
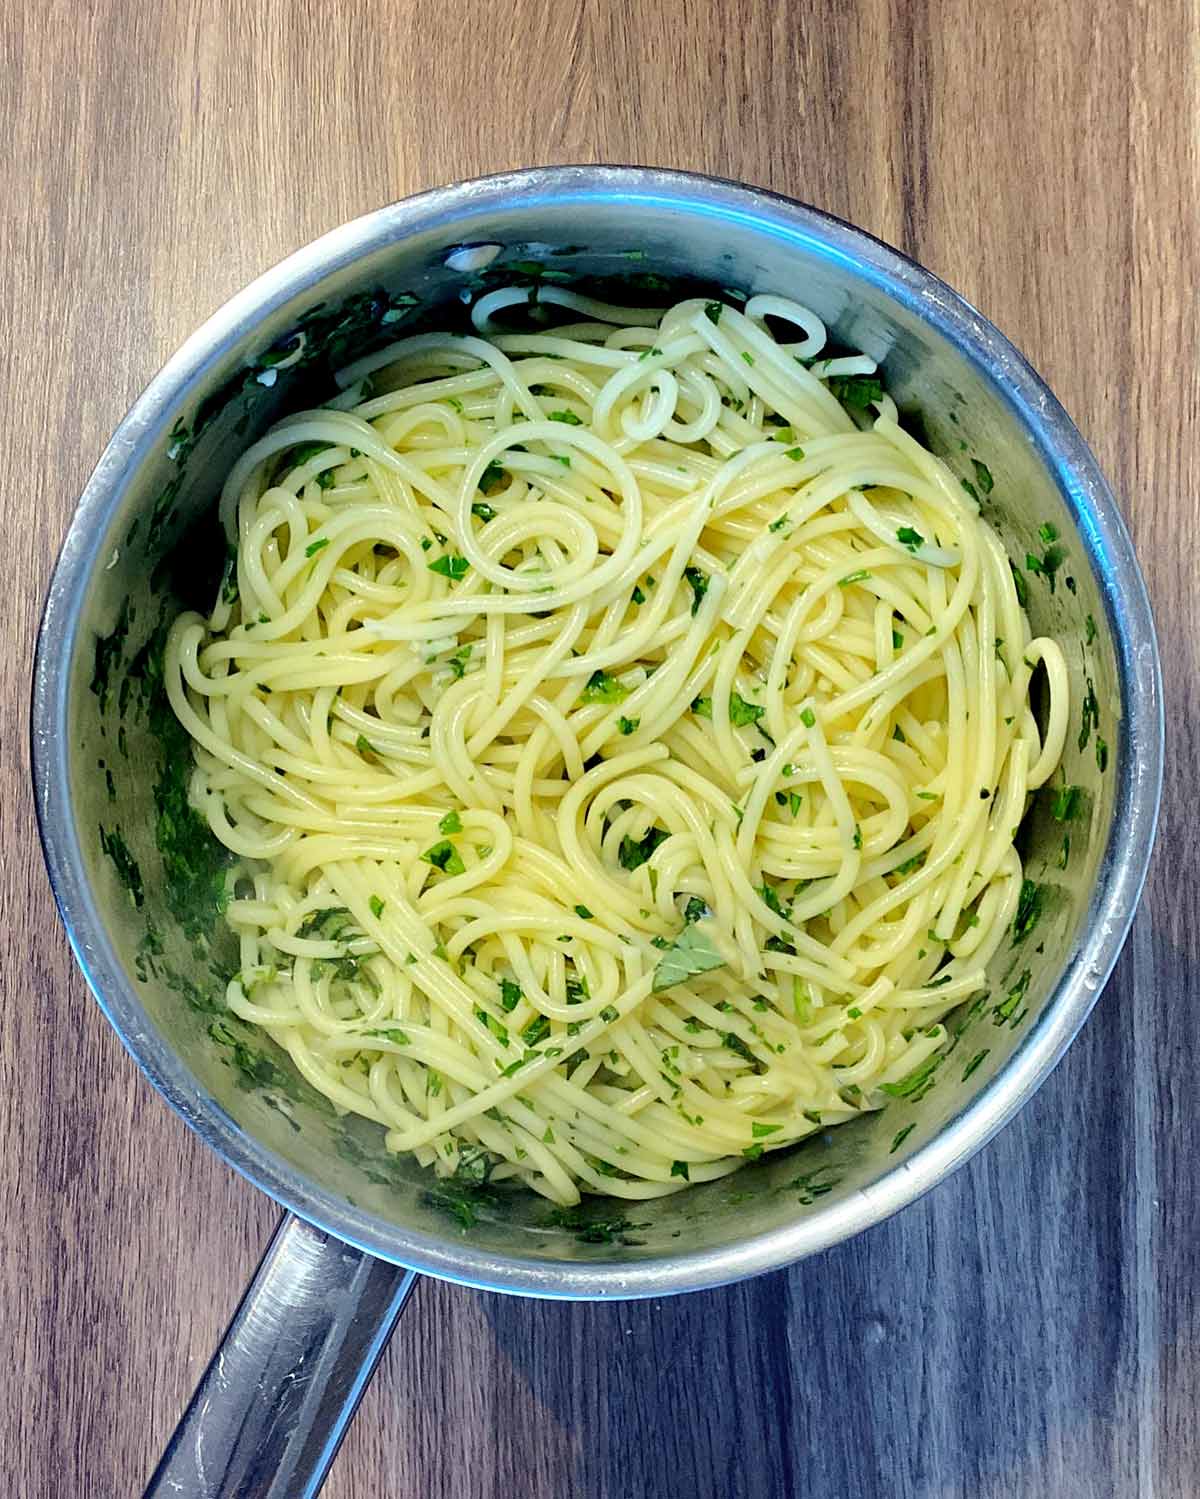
[
  {"left": 652, "top": 924, "right": 726, "bottom": 993},
  {"left": 684, "top": 566, "right": 709, "bottom": 615},
  {"left": 879, "top": 1053, "right": 943, "bottom": 1100},
  {"left": 1012, "top": 880, "right": 1043, "bottom": 943},
  {"left": 619, "top": 826, "right": 668, "bottom": 872},
  {"left": 422, "top": 840, "right": 466, "bottom": 877},
  {"left": 428, "top": 553, "right": 470, "bottom": 581},
  {"left": 828, "top": 374, "right": 883, "bottom": 408},
  {"left": 580, "top": 670, "right": 629, "bottom": 706}
]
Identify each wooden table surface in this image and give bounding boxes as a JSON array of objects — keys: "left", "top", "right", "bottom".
[{"left": 5, "top": 2, "right": 1196, "bottom": 1495}]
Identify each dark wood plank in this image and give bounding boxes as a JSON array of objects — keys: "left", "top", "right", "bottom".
[{"left": 1, "top": 0, "right": 1193, "bottom": 1494}]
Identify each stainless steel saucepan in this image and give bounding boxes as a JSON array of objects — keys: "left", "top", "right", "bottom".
[{"left": 30, "top": 166, "right": 1162, "bottom": 1498}]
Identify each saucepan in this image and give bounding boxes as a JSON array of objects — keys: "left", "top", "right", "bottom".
[{"left": 30, "top": 166, "right": 1162, "bottom": 1497}]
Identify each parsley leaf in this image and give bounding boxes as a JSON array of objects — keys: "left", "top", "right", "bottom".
[
  {"left": 728, "top": 691, "right": 764, "bottom": 727},
  {"left": 652, "top": 924, "right": 726, "bottom": 992},
  {"left": 684, "top": 566, "right": 709, "bottom": 615},
  {"left": 428, "top": 553, "right": 470, "bottom": 581},
  {"left": 1012, "top": 879, "right": 1043, "bottom": 942},
  {"left": 827, "top": 373, "right": 883, "bottom": 408},
  {"left": 478, "top": 459, "right": 506, "bottom": 494},
  {"left": 619, "top": 826, "right": 668, "bottom": 871},
  {"left": 422, "top": 840, "right": 466, "bottom": 877},
  {"left": 579, "top": 670, "right": 629, "bottom": 705}
]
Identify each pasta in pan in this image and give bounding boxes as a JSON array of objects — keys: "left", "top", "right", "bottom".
[{"left": 165, "top": 289, "right": 1068, "bottom": 1205}]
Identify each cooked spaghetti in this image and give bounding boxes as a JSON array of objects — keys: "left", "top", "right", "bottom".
[{"left": 164, "top": 289, "right": 1069, "bottom": 1205}]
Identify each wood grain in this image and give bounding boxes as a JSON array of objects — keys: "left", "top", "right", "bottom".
[{"left": 3, "top": 0, "right": 1196, "bottom": 1494}]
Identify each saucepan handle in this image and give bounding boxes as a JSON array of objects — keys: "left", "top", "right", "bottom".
[{"left": 143, "top": 1212, "right": 419, "bottom": 1498}]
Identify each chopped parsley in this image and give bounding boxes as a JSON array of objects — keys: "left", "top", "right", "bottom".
[
  {"left": 728, "top": 691, "right": 764, "bottom": 727},
  {"left": 1049, "top": 784, "right": 1082, "bottom": 821},
  {"left": 439, "top": 810, "right": 463, "bottom": 834},
  {"left": 879, "top": 1053, "right": 943, "bottom": 1101},
  {"left": 478, "top": 459, "right": 506, "bottom": 494},
  {"left": 1012, "top": 879, "right": 1043, "bottom": 943},
  {"left": 994, "top": 969, "right": 1031, "bottom": 1026},
  {"left": 619, "top": 826, "right": 668, "bottom": 871},
  {"left": 579, "top": 670, "right": 629, "bottom": 705},
  {"left": 471, "top": 501, "right": 496, "bottom": 522},
  {"left": 827, "top": 374, "right": 883, "bottom": 408},
  {"left": 897, "top": 526, "right": 925, "bottom": 552},
  {"left": 800, "top": 706, "right": 816, "bottom": 728},
  {"left": 368, "top": 1027, "right": 410, "bottom": 1046},
  {"left": 1011, "top": 561, "right": 1029, "bottom": 608},
  {"left": 1086, "top": 613, "right": 1098, "bottom": 645},
  {"left": 972, "top": 459, "right": 995, "bottom": 494},
  {"left": 684, "top": 566, "right": 709, "bottom": 615},
  {"left": 368, "top": 895, "right": 385, "bottom": 919},
  {"left": 704, "top": 301, "right": 723, "bottom": 324},
  {"left": 549, "top": 409, "right": 582, "bottom": 425},
  {"left": 1025, "top": 543, "right": 1067, "bottom": 592},
  {"left": 890, "top": 1123, "right": 917, "bottom": 1154},
  {"left": 305, "top": 537, "right": 329, "bottom": 558},
  {"left": 1079, "top": 677, "right": 1099, "bottom": 751},
  {"left": 422, "top": 840, "right": 466, "bottom": 877},
  {"left": 1096, "top": 736, "right": 1109, "bottom": 772},
  {"left": 838, "top": 569, "right": 872, "bottom": 587},
  {"left": 574, "top": 905, "right": 594, "bottom": 920},
  {"left": 617, "top": 716, "right": 640, "bottom": 735},
  {"left": 428, "top": 553, "right": 470, "bottom": 581},
  {"left": 962, "top": 1049, "right": 990, "bottom": 1080},
  {"left": 521, "top": 1014, "right": 550, "bottom": 1047},
  {"left": 652, "top": 924, "right": 725, "bottom": 993},
  {"left": 499, "top": 977, "right": 522, "bottom": 1011},
  {"left": 786, "top": 446, "right": 805, "bottom": 460}
]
